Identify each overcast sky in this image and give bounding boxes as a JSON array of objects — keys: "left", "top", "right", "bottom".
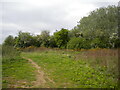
[{"left": 0, "top": 0, "right": 119, "bottom": 44}]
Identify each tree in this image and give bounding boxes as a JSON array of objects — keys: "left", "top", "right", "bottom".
[
  {"left": 109, "top": 33, "right": 120, "bottom": 48},
  {"left": 68, "top": 26, "right": 80, "bottom": 38},
  {"left": 15, "top": 31, "right": 35, "bottom": 48},
  {"left": 3, "top": 35, "right": 15, "bottom": 46},
  {"left": 33, "top": 35, "right": 42, "bottom": 47},
  {"left": 71, "top": 5, "right": 118, "bottom": 48},
  {"left": 54, "top": 28, "right": 69, "bottom": 48},
  {"left": 48, "top": 36, "right": 57, "bottom": 48},
  {"left": 67, "top": 37, "right": 91, "bottom": 49},
  {"left": 40, "top": 30, "right": 50, "bottom": 47}
]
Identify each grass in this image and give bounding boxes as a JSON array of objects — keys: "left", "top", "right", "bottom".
[
  {"left": 74, "top": 48, "right": 118, "bottom": 76},
  {"left": 22, "top": 49, "right": 118, "bottom": 88},
  {"left": 2, "top": 45, "right": 118, "bottom": 88},
  {"left": 2, "top": 57, "right": 36, "bottom": 88},
  {"left": 2, "top": 45, "right": 36, "bottom": 88}
]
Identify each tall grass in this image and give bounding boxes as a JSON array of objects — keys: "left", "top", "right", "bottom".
[
  {"left": 2, "top": 45, "right": 36, "bottom": 88},
  {"left": 20, "top": 46, "right": 51, "bottom": 52},
  {"left": 2, "top": 45, "right": 20, "bottom": 63},
  {"left": 74, "top": 49, "right": 118, "bottom": 76}
]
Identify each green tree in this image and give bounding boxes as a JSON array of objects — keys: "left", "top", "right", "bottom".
[
  {"left": 3, "top": 35, "right": 15, "bottom": 46},
  {"left": 109, "top": 33, "right": 120, "bottom": 48},
  {"left": 54, "top": 28, "right": 69, "bottom": 48},
  {"left": 15, "top": 31, "right": 35, "bottom": 48},
  {"left": 33, "top": 35, "right": 42, "bottom": 47},
  {"left": 71, "top": 5, "right": 118, "bottom": 48},
  {"left": 67, "top": 37, "right": 91, "bottom": 49},
  {"left": 48, "top": 36, "right": 57, "bottom": 48},
  {"left": 40, "top": 30, "right": 50, "bottom": 47}
]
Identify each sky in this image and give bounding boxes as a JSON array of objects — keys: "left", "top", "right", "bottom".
[{"left": 0, "top": 0, "right": 119, "bottom": 44}]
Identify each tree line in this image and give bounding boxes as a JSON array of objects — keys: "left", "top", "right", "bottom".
[{"left": 3, "top": 5, "right": 120, "bottom": 49}]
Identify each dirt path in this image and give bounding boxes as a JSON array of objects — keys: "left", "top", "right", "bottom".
[{"left": 22, "top": 57, "right": 54, "bottom": 88}]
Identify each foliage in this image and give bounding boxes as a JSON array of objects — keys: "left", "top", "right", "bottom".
[
  {"left": 2, "top": 45, "right": 20, "bottom": 63},
  {"left": 90, "top": 38, "right": 105, "bottom": 48},
  {"left": 67, "top": 37, "right": 84, "bottom": 49},
  {"left": 73, "top": 5, "right": 118, "bottom": 48},
  {"left": 3, "top": 35, "right": 15, "bottom": 46},
  {"left": 40, "top": 30, "right": 50, "bottom": 47},
  {"left": 48, "top": 36, "right": 57, "bottom": 48},
  {"left": 32, "top": 35, "right": 42, "bottom": 47},
  {"left": 54, "top": 28, "right": 69, "bottom": 48},
  {"left": 109, "top": 33, "right": 120, "bottom": 48},
  {"left": 15, "top": 31, "right": 35, "bottom": 48}
]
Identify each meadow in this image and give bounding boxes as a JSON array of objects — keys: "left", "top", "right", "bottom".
[
  {"left": 2, "top": 46, "right": 36, "bottom": 88},
  {"left": 2, "top": 46, "right": 119, "bottom": 88},
  {"left": 21, "top": 47, "right": 118, "bottom": 88}
]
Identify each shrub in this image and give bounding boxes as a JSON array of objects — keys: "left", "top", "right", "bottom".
[
  {"left": 67, "top": 37, "right": 90, "bottom": 49},
  {"left": 2, "top": 45, "right": 20, "bottom": 63},
  {"left": 23, "top": 46, "right": 37, "bottom": 52}
]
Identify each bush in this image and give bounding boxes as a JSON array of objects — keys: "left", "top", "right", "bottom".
[
  {"left": 2, "top": 45, "right": 20, "bottom": 63},
  {"left": 67, "top": 37, "right": 87, "bottom": 49},
  {"left": 22, "top": 46, "right": 37, "bottom": 52}
]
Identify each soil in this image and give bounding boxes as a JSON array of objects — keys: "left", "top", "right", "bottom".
[{"left": 22, "top": 57, "right": 54, "bottom": 88}]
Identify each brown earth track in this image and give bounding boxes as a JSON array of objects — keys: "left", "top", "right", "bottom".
[{"left": 22, "top": 57, "right": 55, "bottom": 88}]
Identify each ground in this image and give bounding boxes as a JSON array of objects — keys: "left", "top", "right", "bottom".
[{"left": 2, "top": 48, "right": 118, "bottom": 88}]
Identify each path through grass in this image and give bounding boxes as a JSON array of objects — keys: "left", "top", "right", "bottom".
[
  {"left": 2, "top": 57, "right": 36, "bottom": 88},
  {"left": 22, "top": 50, "right": 118, "bottom": 88},
  {"left": 22, "top": 57, "right": 55, "bottom": 88}
]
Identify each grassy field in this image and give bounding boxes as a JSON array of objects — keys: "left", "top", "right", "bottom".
[
  {"left": 2, "top": 45, "right": 118, "bottom": 88},
  {"left": 2, "top": 46, "right": 36, "bottom": 88},
  {"left": 2, "top": 57, "right": 36, "bottom": 88},
  {"left": 21, "top": 48, "right": 118, "bottom": 88}
]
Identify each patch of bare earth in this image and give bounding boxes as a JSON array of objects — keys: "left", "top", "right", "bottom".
[
  {"left": 3, "top": 77, "right": 31, "bottom": 88},
  {"left": 23, "top": 57, "right": 55, "bottom": 88}
]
